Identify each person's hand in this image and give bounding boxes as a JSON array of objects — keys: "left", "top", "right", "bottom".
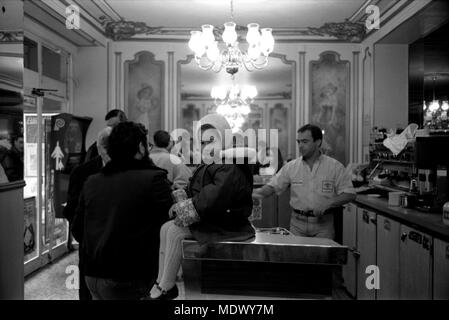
[
  {"left": 168, "top": 203, "right": 178, "bottom": 219},
  {"left": 252, "top": 189, "right": 264, "bottom": 201},
  {"left": 313, "top": 200, "right": 333, "bottom": 217}
]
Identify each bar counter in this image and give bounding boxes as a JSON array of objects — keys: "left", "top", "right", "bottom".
[
  {"left": 182, "top": 231, "right": 347, "bottom": 299},
  {"left": 355, "top": 195, "right": 449, "bottom": 242}
]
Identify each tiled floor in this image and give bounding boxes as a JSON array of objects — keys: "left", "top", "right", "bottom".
[
  {"left": 24, "top": 250, "right": 186, "bottom": 300},
  {"left": 25, "top": 251, "right": 79, "bottom": 300},
  {"left": 24, "top": 251, "right": 351, "bottom": 300}
]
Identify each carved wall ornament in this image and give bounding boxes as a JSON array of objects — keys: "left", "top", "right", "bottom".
[
  {"left": 307, "top": 20, "right": 366, "bottom": 42},
  {"left": 100, "top": 17, "right": 163, "bottom": 40}
]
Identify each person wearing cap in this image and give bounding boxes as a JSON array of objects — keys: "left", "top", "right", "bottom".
[
  {"left": 144, "top": 114, "right": 256, "bottom": 300},
  {"left": 253, "top": 124, "right": 355, "bottom": 240}
]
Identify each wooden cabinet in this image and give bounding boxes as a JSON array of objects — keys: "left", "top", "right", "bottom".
[
  {"left": 356, "top": 207, "right": 377, "bottom": 300},
  {"left": 342, "top": 203, "right": 358, "bottom": 298},
  {"left": 377, "top": 216, "right": 400, "bottom": 299},
  {"left": 399, "top": 225, "right": 432, "bottom": 300},
  {"left": 433, "top": 238, "right": 449, "bottom": 300}
]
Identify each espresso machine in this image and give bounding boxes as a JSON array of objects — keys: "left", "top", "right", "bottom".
[{"left": 414, "top": 136, "right": 449, "bottom": 212}]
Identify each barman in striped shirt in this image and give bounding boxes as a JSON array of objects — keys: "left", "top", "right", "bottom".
[{"left": 253, "top": 124, "right": 356, "bottom": 239}]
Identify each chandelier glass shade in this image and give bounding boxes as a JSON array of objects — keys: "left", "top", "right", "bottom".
[
  {"left": 188, "top": 10, "right": 274, "bottom": 75},
  {"left": 211, "top": 85, "right": 257, "bottom": 132},
  {"left": 423, "top": 75, "right": 449, "bottom": 129}
]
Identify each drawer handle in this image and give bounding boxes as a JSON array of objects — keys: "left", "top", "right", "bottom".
[{"left": 401, "top": 232, "right": 408, "bottom": 242}]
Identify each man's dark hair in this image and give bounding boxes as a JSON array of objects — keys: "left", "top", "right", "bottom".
[
  {"left": 108, "top": 122, "right": 148, "bottom": 163},
  {"left": 153, "top": 130, "right": 171, "bottom": 148},
  {"left": 105, "top": 109, "right": 127, "bottom": 122},
  {"left": 10, "top": 134, "right": 23, "bottom": 144},
  {"left": 297, "top": 124, "right": 323, "bottom": 141}
]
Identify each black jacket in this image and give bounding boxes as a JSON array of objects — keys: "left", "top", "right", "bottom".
[
  {"left": 72, "top": 158, "right": 173, "bottom": 282},
  {"left": 0, "top": 146, "right": 23, "bottom": 182},
  {"left": 188, "top": 163, "right": 255, "bottom": 244},
  {"left": 84, "top": 142, "right": 99, "bottom": 163},
  {"left": 63, "top": 156, "right": 103, "bottom": 224}
]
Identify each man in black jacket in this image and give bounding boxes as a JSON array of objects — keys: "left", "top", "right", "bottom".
[
  {"left": 63, "top": 126, "right": 111, "bottom": 300},
  {"left": 72, "top": 122, "right": 173, "bottom": 300}
]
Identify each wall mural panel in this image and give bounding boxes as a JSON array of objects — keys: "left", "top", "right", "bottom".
[
  {"left": 124, "top": 51, "right": 164, "bottom": 143},
  {"left": 310, "top": 51, "right": 350, "bottom": 165}
]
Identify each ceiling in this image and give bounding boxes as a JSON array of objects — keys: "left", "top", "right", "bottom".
[
  {"left": 21, "top": 0, "right": 418, "bottom": 97},
  {"left": 24, "top": 0, "right": 412, "bottom": 44}
]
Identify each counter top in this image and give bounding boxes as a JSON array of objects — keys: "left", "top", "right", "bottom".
[
  {"left": 182, "top": 232, "right": 347, "bottom": 265},
  {"left": 355, "top": 195, "right": 449, "bottom": 242}
]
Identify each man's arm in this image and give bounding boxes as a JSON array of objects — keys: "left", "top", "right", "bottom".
[
  {"left": 172, "top": 162, "right": 192, "bottom": 190},
  {"left": 253, "top": 184, "right": 275, "bottom": 199},
  {"left": 252, "top": 162, "right": 292, "bottom": 200}
]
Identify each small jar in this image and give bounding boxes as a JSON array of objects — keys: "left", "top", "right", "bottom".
[{"left": 443, "top": 202, "right": 449, "bottom": 227}]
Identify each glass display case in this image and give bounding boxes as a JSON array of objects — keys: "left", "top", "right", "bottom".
[{"left": 23, "top": 100, "right": 69, "bottom": 275}]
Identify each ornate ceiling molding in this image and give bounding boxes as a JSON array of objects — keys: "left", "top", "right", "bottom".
[
  {"left": 306, "top": 21, "right": 366, "bottom": 42},
  {"left": 100, "top": 18, "right": 367, "bottom": 42},
  {"left": 101, "top": 18, "right": 164, "bottom": 41}
]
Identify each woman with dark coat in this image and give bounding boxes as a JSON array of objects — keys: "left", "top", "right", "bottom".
[{"left": 145, "top": 114, "right": 256, "bottom": 300}]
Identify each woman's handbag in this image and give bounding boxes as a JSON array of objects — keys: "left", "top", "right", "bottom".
[{"left": 172, "top": 198, "right": 200, "bottom": 227}]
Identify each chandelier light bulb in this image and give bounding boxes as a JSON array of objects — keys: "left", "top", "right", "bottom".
[
  {"left": 206, "top": 41, "right": 220, "bottom": 61},
  {"left": 201, "top": 24, "right": 216, "bottom": 45},
  {"left": 189, "top": 31, "right": 205, "bottom": 57},
  {"left": 429, "top": 100, "right": 440, "bottom": 112},
  {"left": 188, "top": 5, "right": 274, "bottom": 75},
  {"left": 247, "top": 44, "right": 261, "bottom": 60},
  {"left": 246, "top": 23, "right": 261, "bottom": 45},
  {"left": 260, "top": 28, "right": 274, "bottom": 55},
  {"left": 222, "top": 22, "right": 238, "bottom": 46},
  {"left": 442, "top": 101, "right": 449, "bottom": 111}
]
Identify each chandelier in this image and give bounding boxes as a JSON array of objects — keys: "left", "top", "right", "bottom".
[
  {"left": 188, "top": 0, "right": 274, "bottom": 75},
  {"left": 211, "top": 84, "right": 257, "bottom": 132},
  {"left": 423, "top": 75, "right": 449, "bottom": 130}
]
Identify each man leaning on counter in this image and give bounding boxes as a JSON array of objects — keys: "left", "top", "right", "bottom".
[{"left": 253, "top": 124, "right": 356, "bottom": 240}]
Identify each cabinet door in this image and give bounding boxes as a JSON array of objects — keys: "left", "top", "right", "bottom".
[
  {"left": 377, "top": 216, "right": 400, "bottom": 299},
  {"left": 356, "top": 207, "right": 377, "bottom": 300},
  {"left": 433, "top": 238, "right": 449, "bottom": 300},
  {"left": 399, "top": 225, "right": 432, "bottom": 300},
  {"left": 342, "top": 203, "right": 357, "bottom": 298}
]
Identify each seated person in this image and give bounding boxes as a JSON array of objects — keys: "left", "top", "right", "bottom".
[{"left": 144, "top": 114, "right": 256, "bottom": 300}]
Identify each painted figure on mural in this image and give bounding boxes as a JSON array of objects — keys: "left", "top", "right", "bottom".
[
  {"left": 134, "top": 83, "right": 161, "bottom": 142},
  {"left": 270, "top": 103, "right": 288, "bottom": 161},
  {"left": 313, "top": 82, "right": 346, "bottom": 164}
]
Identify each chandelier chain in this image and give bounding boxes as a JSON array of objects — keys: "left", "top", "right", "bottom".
[{"left": 230, "top": 0, "right": 234, "bottom": 22}]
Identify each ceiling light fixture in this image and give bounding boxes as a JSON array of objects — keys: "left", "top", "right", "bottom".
[
  {"left": 188, "top": 0, "right": 274, "bottom": 75},
  {"left": 211, "top": 84, "right": 257, "bottom": 132}
]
